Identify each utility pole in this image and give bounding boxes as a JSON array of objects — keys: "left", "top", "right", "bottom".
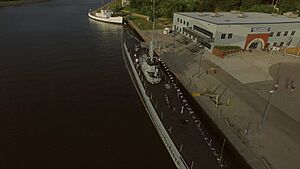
[
  {"left": 260, "top": 90, "right": 276, "bottom": 128},
  {"left": 267, "top": 48, "right": 276, "bottom": 64},
  {"left": 297, "top": 40, "right": 300, "bottom": 56},
  {"left": 197, "top": 45, "right": 205, "bottom": 78},
  {"left": 149, "top": 0, "right": 156, "bottom": 63},
  {"left": 218, "top": 139, "right": 226, "bottom": 162},
  {"left": 262, "top": 39, "right": 279, "bottom": 128},
  {"left": 272, "top": 0, "right": 280, "bottom": 13},
  {"left": 275, "top": 0, "right": 280, "bottom": 6},
  {"left": 152, "top": 0, "right": 156, "bottom": 41},
  {"left": 272, "top": 0, "right": 275, "bottom": 6}
]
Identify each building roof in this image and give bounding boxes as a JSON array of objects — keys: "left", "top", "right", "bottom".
[{"left": 176, "top": 12, "right": 300, "bottom": 25}]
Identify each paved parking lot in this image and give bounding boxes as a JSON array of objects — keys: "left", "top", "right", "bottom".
[
  {"left": 207, "top": 50, "right": 300, "bottom": 84},
  {"left": 207, "top": 50, "right": 300, "bottom": 123}
]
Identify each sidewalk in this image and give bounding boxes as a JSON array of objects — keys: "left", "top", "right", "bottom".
[{"left": 136, "top": 28, "right": 300, "bottom": 169}]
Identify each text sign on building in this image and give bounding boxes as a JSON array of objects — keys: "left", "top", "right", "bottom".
[{"left": 250, "top": 27, "right": 270, "bottom": 32}]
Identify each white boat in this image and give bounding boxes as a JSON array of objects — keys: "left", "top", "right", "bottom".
[{"left": 88, "top": 9, "right": 123, "bottom": 24}]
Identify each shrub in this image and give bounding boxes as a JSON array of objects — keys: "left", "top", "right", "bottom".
[{"left": 214, "top": 46, "right": 241, "bottom": 51}]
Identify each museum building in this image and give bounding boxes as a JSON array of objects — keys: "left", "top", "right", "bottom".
[{"left": 173, "top": 12, "right": 300, "bottom": 51}]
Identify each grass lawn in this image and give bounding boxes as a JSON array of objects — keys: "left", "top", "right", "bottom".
[
  {"left": 285, "top": 47, "right": 300, "bottom": 56},
  {"left": 107, "top": 0, "right": 121, "bottom": 10},
  {"left": 127, "top": 15, "right": 166, "bottom": 30},
  {"left": 123, "top": 5, "right": 172, "bottom": 30}
]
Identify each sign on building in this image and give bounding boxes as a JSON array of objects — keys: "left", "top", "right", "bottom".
[{"left": 250, "top": 27, "right": 271, "bottom": 33}]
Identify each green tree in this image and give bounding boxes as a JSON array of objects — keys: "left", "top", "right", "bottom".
[
  {"left": 195, "top": 0, "right": 217, "bottom": 12},
  {"left": 278, "top": 0, "right": 298, "bottom": 12},
  {"left": 128, "top": 0, "right": 297, "bottom": 19},
  {"left": 241, "top": 0, "right": 262, "bottom": 8},
  {"left": 246, "top": 4, "right": 274, "bottom": 13},
  {"left": 217, "top": 0, "right": 242, "bottom": 11}
]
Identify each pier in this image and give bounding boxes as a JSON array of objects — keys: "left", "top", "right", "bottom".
[{"left": 123, "top": 22, "right": 256, "bottom": 169}]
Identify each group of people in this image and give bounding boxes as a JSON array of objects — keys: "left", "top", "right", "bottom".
[
  {"left": 272, "top": 78, "right": 296, "bottom": 93},
  {"left": 286, "top": 78, "right": 296, "bottom": 92}
]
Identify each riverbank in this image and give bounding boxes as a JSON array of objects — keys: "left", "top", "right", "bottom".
[
  {"left": 126, "top": 19, "right": 300, "bottom": 169},
  {"left": 0, "top": 0, "right": 48, "bottom": 8}
]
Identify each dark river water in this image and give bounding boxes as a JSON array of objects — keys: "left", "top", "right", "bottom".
[{"left": 0, "top": 0, "right": 176, "bottom": 168}]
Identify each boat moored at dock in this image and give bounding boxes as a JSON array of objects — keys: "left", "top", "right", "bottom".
[
  {"left": 121, "top": 25, "right": 230, "bottom": 169},
  {"left": 88, "top": 9, "right": 123, "bottom": 24}
]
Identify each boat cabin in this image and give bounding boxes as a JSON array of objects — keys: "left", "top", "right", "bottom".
[{"left": 95, "top": 9, "right": 113, "bottom": 18}]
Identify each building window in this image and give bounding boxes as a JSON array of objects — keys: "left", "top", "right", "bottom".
[
  {"left": 193, "top": 25, "right": 213, "bottom": 38},
  {"left": 180, "top": 19, "right": 182, "bottom": 23},
  {"left": 202, "top": 42, "right": 212, "bottom": 49},
  {"left": 221, "top": 34, "right": 226, "bottom": 39},
  {"left": 280, "top": 42, "right": 284, "bottom": 46},
  {"left": 228, "top": 33, "right": 233, "bottom": 39},
  {"left": 187, "top": 22, "right": 189, "bottom": 26},
  {"left": 183, "top": 20, "right": 185, "bottom": 25},
  {"left": 291, "top": 31, "right": 296, "bottom": 36},
  {"left": 179, "top": 28, "right": 181, "bottom": 32},
  {"left": 177, "top": 18, "right": 179, "bottom": 22},
  {"left": 276, "top": 32, "right": 281, "bottom": 36},
  {"left": 273, "top": 42, "right": 277, "bottom": 47},
  {"left": 284, "top": 31, "right": 288, "bottom": 36},
  {"left": 270, "top": 32, "right": 274, "bottom": 37}
]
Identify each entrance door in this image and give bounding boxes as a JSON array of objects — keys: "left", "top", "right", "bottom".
[
  {"left": 249, "top": 40, "right": 263, "bottom": 50},
  {"left": 244, "top": 34, "right": 270, "bottom": 50}
]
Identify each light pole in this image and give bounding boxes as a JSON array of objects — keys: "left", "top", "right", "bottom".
[
  {"left": 267, "top": 47, "right": 277, "bottom": 64},
  {"left": 260, "top": 89, "right": 276, "bottom": 128},
  {"left": 297, "top": 40, "right": 300, "bottom": 57},
  {"left": 197, "top": 45, "right": 205, "bottom": 78},
  {"left": 218, "top": 138, "right": 226, "bottom": 162}
]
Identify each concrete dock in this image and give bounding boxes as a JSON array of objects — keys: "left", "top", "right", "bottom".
[{"left": 128, "top": 20, "right": 300, "bottom": 169}]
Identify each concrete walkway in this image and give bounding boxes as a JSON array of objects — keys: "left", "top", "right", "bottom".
[{"left": 207, "top": 50, "right": 300, "bottom": 84}]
